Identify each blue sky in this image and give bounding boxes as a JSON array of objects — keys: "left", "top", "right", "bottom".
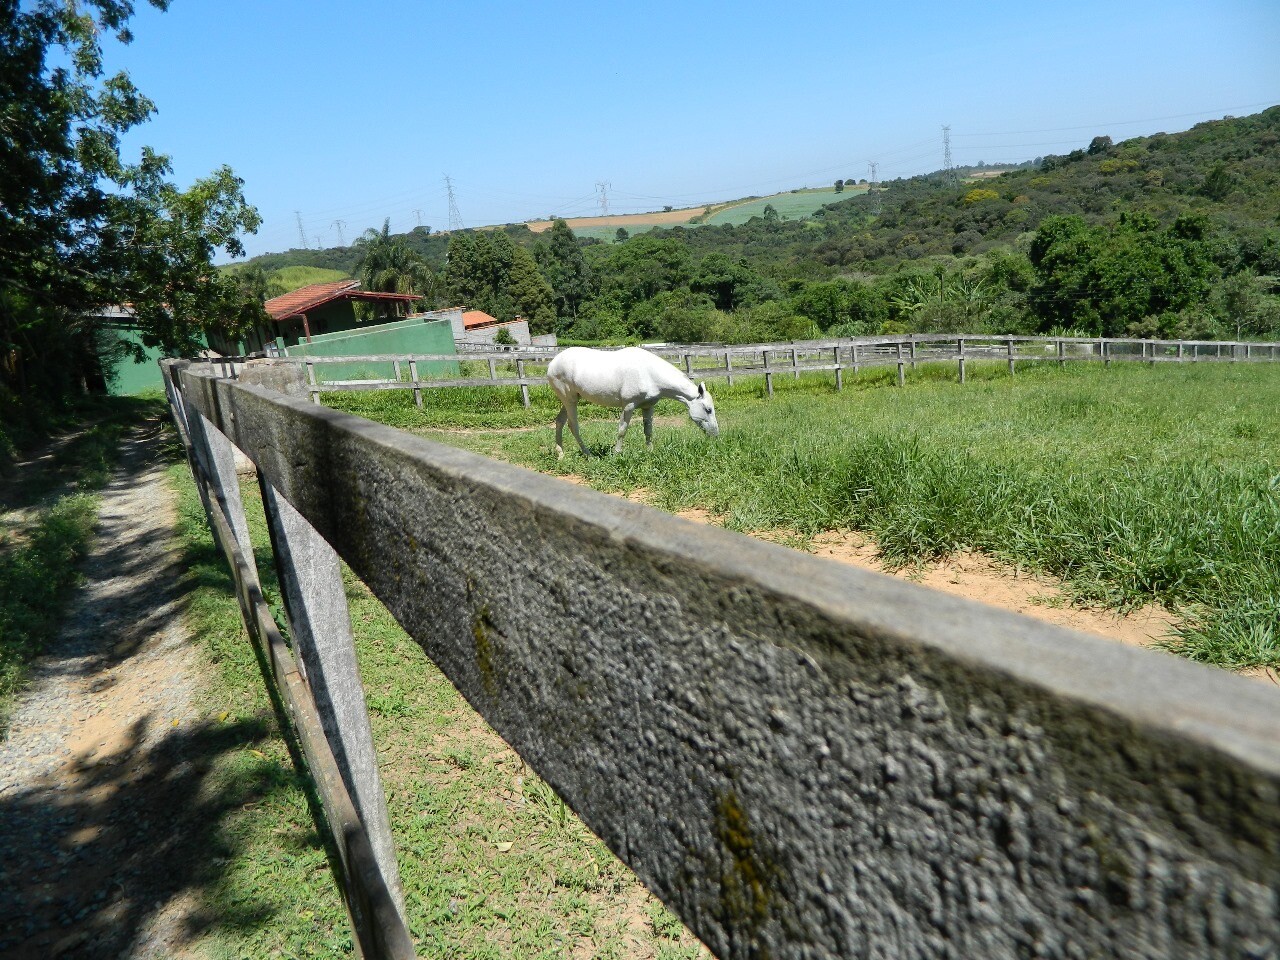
[{"left": 103, "top": 0, "right": 1280, "bottom": 259}]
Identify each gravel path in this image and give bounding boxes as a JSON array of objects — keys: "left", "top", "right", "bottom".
[{"left": 0, "top": 416, "right": 218, "bottom": 958}]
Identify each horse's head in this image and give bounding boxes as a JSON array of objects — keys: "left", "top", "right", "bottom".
[{"left": 688, "top": 382, "right": 719, "bottom": 438}]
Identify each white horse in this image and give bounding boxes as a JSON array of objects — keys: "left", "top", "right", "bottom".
[{"left": 546, "top": 347, "right": 719, "bottom": 458}]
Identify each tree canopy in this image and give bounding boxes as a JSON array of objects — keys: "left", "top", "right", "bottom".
[{"left": 1, "top": 0, "right": 262, "bottom": 438}]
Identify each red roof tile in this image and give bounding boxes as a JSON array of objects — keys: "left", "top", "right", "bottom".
[
  {"left": 264, "top": 281, "right": 421, "bottom": 321},
  {"left": 462, "top": 309, "right": 501, "bottom": 329}
]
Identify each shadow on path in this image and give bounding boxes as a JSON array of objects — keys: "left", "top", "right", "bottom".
[{"left": 0, "top": 412, "right": 325, "bottom": 957}]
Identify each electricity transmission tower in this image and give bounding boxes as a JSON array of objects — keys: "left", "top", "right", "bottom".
[
  {"left": 444, "top": 176, "right": 465, "bottom": 231},
  {"left": 413, "top": 209, "right": 424, "bottom": 228},
  {"left": 942, "top": 125, "right": 958, "bottom": 185},
  {"left": 295, "top": 211, "right": 308, "bottom": 249},
  {"left": 867, "top": 161, "right": 880, "bottom": 216},
  {"left": 332, "top": 220, "right": 347, "bottom": 246},
  {"left": 595, "top": 181, "right": 611, "bottom": 217}
]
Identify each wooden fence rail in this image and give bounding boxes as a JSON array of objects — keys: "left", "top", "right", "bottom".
[
  {"left": 163, "top": 362, "right": 415, "bottom": 960},
  {"left": 255, "top": 335, "right": 1280, "bottom": 406},
  {"left": 162, "top": 357, "right": 1280, "bottom": 959}
]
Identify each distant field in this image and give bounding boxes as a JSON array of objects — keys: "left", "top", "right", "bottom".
[
  {"left": 527, "top": 185, "right": 866, "bottom": 241},
  {"left": 701, "top": 185, "right": 867, "bottom": 226},
  {"left": 271, "top": 265, "right": 349, "bottom": 294}
]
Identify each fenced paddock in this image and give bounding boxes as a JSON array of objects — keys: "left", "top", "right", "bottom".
[
  {"left": 274, "top": 335, "right": 1280, "bottom": 407},
  {"left": 163, "top": 357, "right": 1280, "bottom": 959}
]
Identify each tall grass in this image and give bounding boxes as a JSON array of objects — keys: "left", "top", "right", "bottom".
[{"left": 414, "top": 361, "right": 1280, "bottom": 670}]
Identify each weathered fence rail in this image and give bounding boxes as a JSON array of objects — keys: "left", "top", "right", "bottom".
[
  {"left": 163, "top": 357, "right": 1280, "bottom": 959},
  {"left": 261, "top": 335, "right": 1280, "bottom": 406}
]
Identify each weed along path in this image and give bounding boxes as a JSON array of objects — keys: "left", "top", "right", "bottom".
[{"left": 0, "top": 416, "right": 219, "bottom": 958}]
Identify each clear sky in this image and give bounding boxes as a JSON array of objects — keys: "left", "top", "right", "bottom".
[{"left": 102, "top": 0, "right": 1280, "bottom": 260}]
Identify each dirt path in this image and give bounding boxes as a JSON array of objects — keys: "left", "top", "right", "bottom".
[{"left": 0, "top": 417, "right": 223, "bottom": 958}]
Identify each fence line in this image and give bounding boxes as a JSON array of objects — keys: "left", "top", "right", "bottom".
[
  {"left": 164, "top": 358, "right": 1280, "bottom": 959},
  {"left": 163, "top": 362, "right": 415, "bottom": 960},
  {"left": 252, "top": 335, "right": 1280, "bottom": 406}
]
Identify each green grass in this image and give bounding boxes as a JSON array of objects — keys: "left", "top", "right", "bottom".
[
  {"left": 396, "top": 360, "right": 1280, "bottom": 671},
  {"left": 270, "top": 265, "right": 350, "bottom": 294},
  {"left": 0, "top": 494, "right": 99, "bottom": 728},
  {"left": 170, "top": 464, "right": 707, "bottom": 957}
]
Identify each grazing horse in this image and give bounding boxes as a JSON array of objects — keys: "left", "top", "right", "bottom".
[{"left": 546, "top": 347, "right": 719, "bottom": 458}]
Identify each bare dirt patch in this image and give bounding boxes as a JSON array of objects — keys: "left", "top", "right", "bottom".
[
  {"left": 556, "top": 475, "right": 1186, "bottom": 657},
  {"left": 526, "top": 206, "right": 706, "bottom": 233}
]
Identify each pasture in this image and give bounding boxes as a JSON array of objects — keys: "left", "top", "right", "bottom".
[{"left": 329, "top": 360, "right": 1280, "bottom": 671}]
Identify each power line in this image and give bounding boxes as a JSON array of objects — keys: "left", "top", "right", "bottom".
[
  {"left": 332, "top": 219, "right": 346, "bottom": 246},
  {"left": 868, "top": 161, "right": 880, "bottom": 216},
  {"left": 295, "top": 211, "right": 308, "bottom": 249},
  {"left": 444, "top": 175, "right": 465, "bottom": 231},
  {"left": 595, "top": 181, "right": 611, "bottom": 217},
  {"left": 942, "top": 125, "right": 958, "bottom": 186}
]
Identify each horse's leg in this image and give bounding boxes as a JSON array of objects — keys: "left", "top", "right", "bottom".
[
  {"left": 554, "top": 406, "right": 568, "bottom": 460},
  {"left": 614, "top": 403, "right": 636, "bottom": 454},
  {"left": 642, "top": 404, "right": 655, "bottom": 449},
  {"left": 565, "top": 397, "right": 590, "bottom": 458}
]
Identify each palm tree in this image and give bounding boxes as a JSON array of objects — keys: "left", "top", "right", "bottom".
[{"left": 353, "top": 219, "right": 434, "bottom": 300}]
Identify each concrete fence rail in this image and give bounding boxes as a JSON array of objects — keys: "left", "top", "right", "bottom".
[
  {"left": 164, "top": 358, "right": 1280, "bottom": 959},
  {"left": 260, "top": 334, "right": 1280, "bottom": 406}
]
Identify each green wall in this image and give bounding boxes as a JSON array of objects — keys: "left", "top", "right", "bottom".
[
  {"left": 102, "top": 325, "right": 170, "bottom": 396},
  {"left": 285, "top": 316, "right": 459, "bottom": 383}
]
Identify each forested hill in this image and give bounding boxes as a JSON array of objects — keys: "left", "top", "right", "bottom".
[{"left": 242, "top": 106, "right": 1280, "bottom": 345}]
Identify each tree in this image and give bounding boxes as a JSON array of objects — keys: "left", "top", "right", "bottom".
[
  {"left": 535, "top": 219, "right": 593, "bottom": 320},
  {"left": 507, "top": 245, "right": 556, "bottom": 333},
  {"left": 834, "top": 180, "right": 845, "bottom": 194},
  {"left": 1088, "top": 135, "right": 1114, "bottom": 155},
  {"left": 615, "top": 227, "right": 630, "bottom": 243},
  {"left": 353, "top": 219, "right": 433, "bottom": 299},
  {"left": 762, "top": 204, "right": 780, "bottom": 224},
  {"left": 0, "top": 0, "right": 263, "bottom": 421}
]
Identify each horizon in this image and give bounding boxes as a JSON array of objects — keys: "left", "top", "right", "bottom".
[{"left": 98, "top": 0, "right": 1280, "bottom": 261}]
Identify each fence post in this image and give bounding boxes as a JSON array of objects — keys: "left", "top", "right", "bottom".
[
  {"left": 1007, "top": 338, "right": 1016, "bottom": 376},
  {"left": 408, "top": 359, "right": 423, "bottom": 409},
  {"left": 1057, "top": 339, "right": 1065, "bottom": 370},
  {"left": 791, "top": 347, "right": 799, "bottom": 380},
  {"left": 764, "top": 350, "right": 774, "bottom": 397},
  {"left": 909, "top": 336, "right": 918, "bottom": 371},
  {"left": 833, "top": 346, "right": 842, "bottom": 391},
  {"left": 188, "top": 412, "right": 253, "bottom": 562},
  {"left": 852, "top": 342, "right": 860, "bottom": 377},
  {"left": 1177, "top": 342, "right": 1184, "bottom": 362},
  {"left": 1148, "top": 341, "right": 1156, "bottom": 366},
  {"left": 307, "top": 361, "right": 320, "bottom": 404},
  {"left": 957, "top": 337, "right": 966, "bottom": 384},
  {"left": 259, "top": 480, "right": 406, "bottom": 919},
  {"left": 516, "top": 358, "right": 530, "bottom": 408},
  {"left": 725, "top": 349, "right": 734, "bottom": 387},
  {"left": 1103, "top": 339, "right": 1111, "bottom": 368},
  {"left": 392, "top": 359, "right": 402, "bottom": 383},
  {"left": 896, "top": 342, "right": 905, "bottom": 387},
  {"left": 683, "top": 353, "right": 692, "bottom": 377}
]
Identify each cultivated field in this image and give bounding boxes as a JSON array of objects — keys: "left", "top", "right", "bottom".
[
  {"left": 700, "top": 185, "right": 867, "bottom": 225},
  {"left": 524, "top": 185, "right": 865, "bottom": 241}
]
